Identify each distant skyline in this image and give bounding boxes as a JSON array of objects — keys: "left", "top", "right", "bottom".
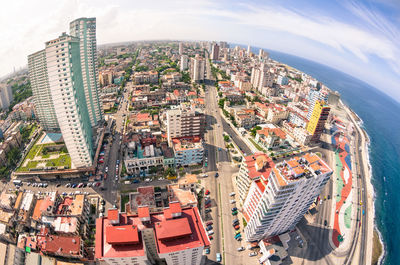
[{"left": 1, "top": 0, "right": 399, "bottom": 101}]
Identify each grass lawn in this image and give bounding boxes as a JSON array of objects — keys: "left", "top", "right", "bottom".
[
  {"left": 249, "top": 138, "right": 266, "bottom": 152},
  {"left": 120, "top": 194, "right": 130, "bottom": 212},
  {"left": 45, "top": 155, "right": 71, "bottom": 168}
]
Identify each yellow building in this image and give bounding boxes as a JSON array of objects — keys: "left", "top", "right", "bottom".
[{"left": 306, "top": 100, "right": 330, "bottom": 142}]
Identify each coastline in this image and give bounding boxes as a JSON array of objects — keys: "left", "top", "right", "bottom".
[{"left": 344, "top": 102, "right": 384, "bottom": 265}]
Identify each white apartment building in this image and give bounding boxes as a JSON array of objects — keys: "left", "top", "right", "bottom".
[
  {"left": 45, "top": 33, "right": 93, "bottom": 167},
  {"left": 166, "top": 104, "right": 205, "bottom": 143},
  {"left": 266, "top": 104, "right": 289, "bottom": 124},
  {"left": 180, "top": 55, "right": 188, "bottom": 71},
  {"left": 179, "top": 42, "right": 184, "bottom": 55},
  {"left": 243, "top": 153, "right": 332, "bottom": 241},
  {"left": 236, "top": 153, "right": 275, "bottom": 204},
  {"left": 0, "top": 83, "right": 13, "bottom": 110},
  {"left": 124, "top": 143, "right": 164, "bottom": 175},
  {"left": 293, "top": 127, "right": 312, "bottom": 146},
  {"left": 190, "top": 56, "right": 205, "bottom": 82},
  {"left": 70, "top": 17, "right": 103, "bottom": 126},
  {"left": 251, "top": 63, "right": 274, "bottom": 92},
  {"left": 28, "top": 50, "right": 60, "bottom": 131}
]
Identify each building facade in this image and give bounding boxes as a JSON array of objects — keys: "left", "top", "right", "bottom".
[
  {"left": 306, "top": 100, "right": 331, "bottom": 143},
  {"left": 243, "top": 153, "right": 332, "bottom": 241},
  {"left": 70, "top": 17, "right": 103, "bottom": 126},
  {"left": 0, "top": 84, "right": 13, "bottom": 110},
  {"left": 45, "top": 33, "right": 94, "bottom": 167},
  {"left": 28, "top": 50, "right": 59, "bottom": 131}
]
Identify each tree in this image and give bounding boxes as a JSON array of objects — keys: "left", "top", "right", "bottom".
[
  {"left": 218, "top": 98, "right": 226, "bottom": 108},
  {"left": 224, "top": 135, "right": 230, "bottom": 142}
]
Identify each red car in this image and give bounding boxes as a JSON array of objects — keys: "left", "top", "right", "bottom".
[
  {"left": 234, "top": 225, "right": 240, "bottom": 230},
  {"left": 206, "top": 221, "right": 213, "bottom": 226},
  {"left": 209, "top": 235, "right": 213, "bottom": 240},
  {"left": 205, "top": 190, "right": 210, "bottom": 195},
  {"left": 205, "top": 204, "right": 211, "bottom": 208}
]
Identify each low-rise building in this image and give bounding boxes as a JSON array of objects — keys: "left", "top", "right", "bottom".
[
  {"left": 95, "top": 204, "right": 210, "bottom": 265},
  {"left": 172, "top": 137, "right": 204, "bottom": 167}
]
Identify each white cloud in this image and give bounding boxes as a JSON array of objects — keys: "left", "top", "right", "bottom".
[{"left": 0, "top": 0, "right": 399, "bottom": 100}]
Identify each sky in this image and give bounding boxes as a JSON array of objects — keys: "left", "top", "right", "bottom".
[{"left": 1, "top": 0, "right": 399, "bottom": 101}]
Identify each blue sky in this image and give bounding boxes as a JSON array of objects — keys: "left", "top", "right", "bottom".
[{"left": 1, "top": 0, "right": 399, "bottom": 101}]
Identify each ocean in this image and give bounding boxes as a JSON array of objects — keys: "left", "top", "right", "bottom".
[{"left": 256, "top": 49, "right": 400, "bottom": 265}]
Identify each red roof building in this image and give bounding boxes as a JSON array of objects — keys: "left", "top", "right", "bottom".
[{"left": 95, "top": 205, "right": 210, "bottom": 265}]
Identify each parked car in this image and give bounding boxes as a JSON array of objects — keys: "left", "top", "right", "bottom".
[
  {"left": 205, "top": 204, "right": 211, "bottom": 208},
  {"left": 205, "top": 209, "right": 212, "bottom": 213},
  {"left": 249, "top": 252, "right": 257, "bottom": 257},
  {"left": 230, "top": 200, "right": 236, "bottom": 204},
  {"left": 215, "top": 172, "right": 219, "bottom": 177},
  {"left": 232, "top": 210, "right": 238, "bottom": 216},
  {"left": 230, "top": 192, "right": 235, "bottom": 196},
  {"left": 231, "top": 207, "right": 237, "bottom": 211},
  {"left": 237, "top": 246, "right": 245, "bottom": 252},
  {"left": 234, "top": 233, "right": 241, "bottom": 239},
  {"left": 206, "top": 226, "right": 212, "bottom": 231},
  {"left": 205, "top": 190, "right": 210, "bottom": 195},
  {"left": 205, "top": 199, "right": 211, "bottom": 205},
  {"left": 56, "top": 183, "right": 61, "bottom": 188},
  {"left": 234, "top": 225, "right": 240, "bottom": 230},
  {"left": 207, "top": 230, "right": 214, "bottom": 236},
  {"left": 232, "top": 219, "right": 239, "bottom": 225},
  {"left": 205, "top": 248, "right": 210, "bottom": 254},
  {"left": 209, "top": 235, "right": 213, "bottom": 240},
  {"left": 216, "top": 253, "right": 222, "bottom": 262}
]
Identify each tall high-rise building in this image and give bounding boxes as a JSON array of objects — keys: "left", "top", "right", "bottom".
[
  {"left": 250, "top": 63, "right": 273, "bottom": 91},
  {"left": 306, "top": 100, "right": 331, "bottom": 143},
  {"left": 178, "top": 42, "right": 184, "bottom": 55},
  {"left": 70, "top": 17, "right": 103, "bottom": 127},
  {"left": 241, "top": 153, "right": 332, "bottom": 241},
  {"left": 190, "top": 56, "right": 205, "bottom": 82},
  {"left": 247, "top": 45, "right": 251, "bottom": 55},
  {"left": 307, "top": 89, "right": 328, "bottom": 120},
  {"left": 45, "top": 33, "right": 94, "bottom": 167},
  {"left": 180, "top": 55, "right": 188, "bottom": 71},
  {"left": 219, "top": 41, "right": 228, "bottom": 49},
  {"left": 0, "top": 83, "right": 13, "bottom": 110},
  {"left": 28, "top": 50, "right": 59, "bottom": 131},
  {"left": 211, "top": 43, "right": 219, "bottom": 61}
]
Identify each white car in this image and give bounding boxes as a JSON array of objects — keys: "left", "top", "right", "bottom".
[
  {"left": 207, "top": 230, "right": 214, "bottom": 236},
  {"left": 249, "top": 252, "right": 257, "bottom": 257},
  {"left": 237, "top": 247, "right": 245, "bottom": 252},
  {"left": 229, "top": 192, "right": 236, "bottom": 197},
  {"left": 230, "top": 200, "right": 236, "bottom": 204}
]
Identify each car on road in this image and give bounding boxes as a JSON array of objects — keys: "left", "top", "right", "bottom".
[
  {"left": 327, "top": 195, "right": 331, "bottom": 200},
  {"left": 56, "top": 183, "right": 61, "bottom": 188},
  {"left": 237, "top": 247, "right": 245, "bottom": 252},
  {"left": 105, "top": 166, "right": 108, "bottom": 173},
  {"left": 77, "top": 183, "right": 83, "bottom": 188},
  {"left": 229, "top": 192, "right": 235, "bottom": 196},
  {"left": 218, "top": 147, "right": 222, "bottom": 151},
  {"left": 216, "top": 253, "right": 222, "bottom": 262},
  {"left": 71, "top": 184, "right": 77, "bottom": 188},
  {"left": 249, "top": 252, "right": 257, "bottom": 257},
  {"left": 231, "top": 207, "right": 237, "bottom": 211},
  {"left": 230, "top": 200, "right": 236, "bottom": 204},
  {"left": 65, "top": 183, "right": 70, "bottom": 188},
  {"left": 133, "top": 179, "right": 140, "bottom": 183},
  {"left": 205, "top": 190, "right": 210, "bottom": 195},
  {"left": 324, "top": 220, "right": 328, "bottom": 226},
  {"left": 215, "top": 172, "right": 219, "bottom": 177}
]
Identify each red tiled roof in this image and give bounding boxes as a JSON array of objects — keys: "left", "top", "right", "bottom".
[
  {"left": 106, "top": 225, "right": 139, "bottom": 245},
  {"left": 169, "top": 202, "right": 182, "bottom": 214},
  {"left": 138, "top": 207, "right": 150, "bottom": 219},
  {"left": 108, "top": 209, "right": 119, "bottom": 222},
  {"left": 155, "top": 218, "right": 192, "bottom": 240}
]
